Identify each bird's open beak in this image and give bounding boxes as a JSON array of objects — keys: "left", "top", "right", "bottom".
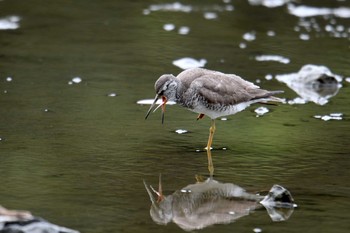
[
  {"left": 144, "top": 95, "right": 168, "bottom": 124},
  {"left": 143, "top": 174, "right": 164, "bottom": 204}
]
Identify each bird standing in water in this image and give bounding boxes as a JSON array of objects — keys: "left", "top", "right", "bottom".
[{"left": 145, "top": 68, "right": 283, "bottom": 177}]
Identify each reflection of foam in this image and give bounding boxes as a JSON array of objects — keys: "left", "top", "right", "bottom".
[
  {"left": 0, "top": 15, "right": 21, "bottom": 30},
  {"left": 275, "top": 64, "right": 342, "bottom": 105},
  {"left": 288, "top": 4, "right": 350, "bottom": 18}
]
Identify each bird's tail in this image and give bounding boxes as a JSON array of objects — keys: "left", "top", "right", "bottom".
[{"left": 256, "top": 90, "right": 286, "bottom": 104}]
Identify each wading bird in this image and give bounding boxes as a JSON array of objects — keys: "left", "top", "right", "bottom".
[{"left": 145, "top": 68, "right": 283, "bottom": 177}]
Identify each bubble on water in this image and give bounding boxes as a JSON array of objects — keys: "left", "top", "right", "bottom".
[
  {"left": 68, "top": 81, "right": 73, "bottom": 85},
  {"left": 204, "top": 12, "right": 218, "bottom": 20},
  {"left": 255, "top": 55, "right": 290, "bottom": 64},
  {"left": 178, "top": 26, "right": 190, "bottom": 35},
  {"left": 243, "top": 31, "right": 256, "bottom": 41},
  {"left": 255, "top": 79, "right": 261, "bottom": 83},
  {"left": 220, "top": 117, "right": 228, "bottom": 121},
  {"left": 163, "top": 23, "right": 175, "bottom": 31},
  {"left": 72, "top": 77, "right": 82, "bottom": 83},
  {"left": 255, "top": 106, "right": 269, "bottom": 116},
  {"left": 44, "top": 108, "right": 50, "bottom": 112},
  {"left": 299, "top": 33, "right": 310, "bottom": 40},
  {"left": 173, "top": 57, "right": 207, "bottom": 70},
  {"left": 3, "top": 90, "right": 8, "bottom": 94},
  {"left": 175, "top": 129, "right": 188, "bottom": 134},
  {"left": 107, "top": 92, "right": 117, "bottom": 97},
  {"left": 6, "top": 77, "right": 13, "bottom": 82},
  {"left": 345, "top": 77, "right": 350, "bottom": 83}
]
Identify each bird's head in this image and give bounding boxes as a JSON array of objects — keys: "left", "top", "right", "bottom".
[
  {"left": 143, "top": 175, "right": 173, "bottom": 225},
  {"left": 145, "top": 74, "right": 178, "bottom": 124}
]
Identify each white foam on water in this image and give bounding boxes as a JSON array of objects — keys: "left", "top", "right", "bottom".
[
  {"left": 178, "top": 26, "right": 190, "bottom": 35},
  {"left": 255, "top": 106, "right": 269, "bottom": 116},
  {"left": 299, "top": 33, "right": 310, "bottom": 40},
  {"left": 255, "top": 55, "right": 290, "bottom": 64},
  {"left": 265, "top": 74, "right": 273, "bottom": 80},
  {"left": 163, "top": 23, "right": 175, "bottom": 31},
  {"left": 72, "top": 77, "right": 82, "bottom": 84},
  {"left": 0, "top": 15, "right": 21, "bottom": 30},
  {"left": 136, "top": 99, "right": 176, "bottom": 105},
  {"left": 204, "top": 12, "right": 218, "bottom": 20},
  {"left": 239, "top": 42, "right": 247, "bottom": 49},
  {"left": 249, "top": 0, "right": 291, "bottom": 8},
  {"left": 267, "top": 30, "right": 276, "bottom": 36},
  {"left": 107, "top": 92, "right": 117, "bottom": 97},
  {"left": 175, "top": 129, "right": 188, "bottom": 134},
  {"left": 147, "top": 2, "right": 193, "bottom": 13},
  {"left": 243, "top": 31, "right": 256, "bottom": 41},
  {"left": 314, "top": 113, "right": 343, "bottom": 121},
  {"left": 288, "top": 4, "right": 350, "bottom": 18},
  {"left": 172, "top": 57, "right": 207, "bottom": 70},
  {"left": 253, "top": 227, "right": 262, "bottom": 233}
]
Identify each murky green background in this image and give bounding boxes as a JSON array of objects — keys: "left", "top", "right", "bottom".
[{"left": 1, "top": 0, "right": 349, "bottom": 232}]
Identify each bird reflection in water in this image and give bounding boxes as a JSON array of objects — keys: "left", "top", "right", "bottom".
[
  {"left": 144, "top": 175, "right": 295, "bottom": 231},
  {"left": 276, "top": 64, "right": 342, "bottom": 105}
]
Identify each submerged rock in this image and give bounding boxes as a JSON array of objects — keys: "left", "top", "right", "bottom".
[{"left": 275, "top": 64, "right": 342, "bottom": 105}]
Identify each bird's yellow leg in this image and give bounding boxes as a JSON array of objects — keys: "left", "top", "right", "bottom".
[{"left": 206, "top": 119, "right": 216, "bottom": 178}]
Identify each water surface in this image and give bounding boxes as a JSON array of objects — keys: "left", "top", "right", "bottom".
[{"left": 0, "top": 0, "right": 349, "bottom": 233}]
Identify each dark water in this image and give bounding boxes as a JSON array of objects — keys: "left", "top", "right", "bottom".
[{"left": 0, "top": 0, "right": 349, "bottom": 232}]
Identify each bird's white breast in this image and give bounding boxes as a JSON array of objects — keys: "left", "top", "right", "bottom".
[{"left": 190, "top": 101, "right": 256, "bottom": 119}]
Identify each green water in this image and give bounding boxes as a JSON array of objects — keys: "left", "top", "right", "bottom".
[{"left": 1, "top": 0, "right": 349, "bottom": 232}]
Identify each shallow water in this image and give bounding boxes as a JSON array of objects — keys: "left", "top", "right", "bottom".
[{"left": 0, "top": 0, "right": 349, "bottom": 233}]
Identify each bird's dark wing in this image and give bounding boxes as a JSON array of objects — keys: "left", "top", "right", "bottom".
[{"left": 190, "top": 74, "right": 272, "bottom": 106}]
